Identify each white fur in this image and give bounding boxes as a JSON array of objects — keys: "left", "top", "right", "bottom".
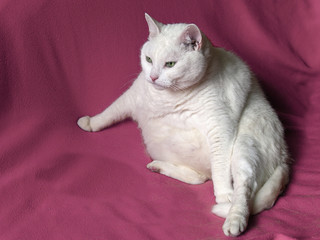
[{"left": 78, "top": 14, "right": 290, "bottom": 237}]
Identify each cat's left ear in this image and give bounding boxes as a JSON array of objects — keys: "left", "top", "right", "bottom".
[
  {"left": 180, "top": 24, "right": 202, "bottom": 51},
  {"left": 145, "top": 13, "right": 163, "bottom": 39}
]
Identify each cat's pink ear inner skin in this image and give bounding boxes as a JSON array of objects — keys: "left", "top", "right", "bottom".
[
  {"left": 145, "top": 13, "right": 162, "bottom": 39},
  {"left": 180, "top": 24, "right": 202, "bottom": 50}
]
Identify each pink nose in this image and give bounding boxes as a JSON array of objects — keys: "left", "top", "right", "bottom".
[{"left": 150, "top": 75, "right": 158, "bottom": 82}]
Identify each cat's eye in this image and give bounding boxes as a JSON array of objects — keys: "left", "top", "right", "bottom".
[
  {"left": 146, "top": 56, "right": 152, "bottom": 64},
  {"left": 165, "top": 61, "right": 176, "bottom": 68}
]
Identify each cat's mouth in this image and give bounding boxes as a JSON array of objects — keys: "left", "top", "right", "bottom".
[
  {"left": 148, "top": 78, "right": 182, "bottom": 91},
  {"left": 153, "top": 83, "right": 166, "bottom": 90},
  {"left": 150, "top": 81, "right": 168, "bottom": 91}
]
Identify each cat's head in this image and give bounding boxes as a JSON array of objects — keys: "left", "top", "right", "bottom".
[{"left": 141, "top": 14, "right": 209, "bottom": 91}]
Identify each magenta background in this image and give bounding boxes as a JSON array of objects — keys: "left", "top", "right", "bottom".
[{"left": 1, "top": 0, "right": 320, "bottom": 239}]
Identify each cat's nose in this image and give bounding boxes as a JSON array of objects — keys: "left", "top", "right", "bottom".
[{"left": 150, "top": 75, "right": 158, "bottom": 82}]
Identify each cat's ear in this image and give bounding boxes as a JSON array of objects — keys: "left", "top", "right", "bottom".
[
  {"left": 145, "top": 13, "right": 162, "bottom": 39},
  {"left": 180, "top": 24, "right": 202, "bottom": 51}
]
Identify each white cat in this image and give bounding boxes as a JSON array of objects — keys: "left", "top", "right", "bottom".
[{"left": 77, "top": 14, "right": 290, "bottom": 237}]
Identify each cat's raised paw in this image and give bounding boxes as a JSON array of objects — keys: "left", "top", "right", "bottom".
[
  {"left": 77, "top": 116, "right": 92, "bottom": 132},
  {"left": 222, "top": 214, "right": 248, "bottom": 237}
]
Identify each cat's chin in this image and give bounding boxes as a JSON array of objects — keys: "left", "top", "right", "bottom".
[{"left": 151, "top": 82, "right": 167, "bottom": 91}]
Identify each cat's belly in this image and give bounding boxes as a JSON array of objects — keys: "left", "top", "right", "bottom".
[{"left": 141, "top": 118, "right": 212, "bottom": 178}]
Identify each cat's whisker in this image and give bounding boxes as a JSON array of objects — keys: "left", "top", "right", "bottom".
[
  {"left": 171, "top": 83, "right": 185, "bottom": 92},
  {"left": 119, "top": 73, "right": 139, "bottom": 90}
]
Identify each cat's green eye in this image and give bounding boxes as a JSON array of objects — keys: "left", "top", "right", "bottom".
[
  {"left": 146, "top": 56, "right": 152, "bottom": 64},
  {"left": 165, "top": 61, "right": 176, "bottom": 68}
]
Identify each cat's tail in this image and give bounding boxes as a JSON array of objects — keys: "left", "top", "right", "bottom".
[
  {"left": 212, "top": 164, "right": 289, "bottom": 218},
  {"left": 251, "top": 164, "right": 289, "bottom": 215}
]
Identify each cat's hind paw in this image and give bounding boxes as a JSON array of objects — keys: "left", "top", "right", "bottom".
[
  {"left": 147, "top": 161, "right": 208, "bottom": 185},
  {"left": 222, "top": 214, "right": 248, "bottom": 237},
  {"left": 77, "top": 116, "right": 92, "bottom": 132}
]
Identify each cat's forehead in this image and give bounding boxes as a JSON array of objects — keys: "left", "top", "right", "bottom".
[
  {"left": 162, "top": 23, "right": 188, "bottom": 34},
  {"left": 144, "top": 38, "right": 181, "bottom": 60},
  {"left": 150, "top": 35, "right": 176, "bottom": 49},
  {"left": 157, "top": 24, "right": 188, "bottom": 43},
  {"left": 143, "top": 24, "right": 187, "bottom": 56}
]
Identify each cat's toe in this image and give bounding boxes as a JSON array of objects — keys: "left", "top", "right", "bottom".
[
  {"left": 222, "top": 214, "right": 248, "bottom": 237},
  {"left": 77, "top": 116, "right": 92, "bottom": 132}
]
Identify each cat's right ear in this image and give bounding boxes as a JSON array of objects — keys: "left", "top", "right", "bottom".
[
  {"left": 180, "top": 24, "right": 202, "bottom": 51},
  {"left": 145, "top": 13, "right": 162, "bottom": 39}
]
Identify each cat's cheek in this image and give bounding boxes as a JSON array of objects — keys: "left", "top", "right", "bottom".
[
  {"left": 141, "top": 61, "right": 151, "bottom": 76},
  {"left": 143, "top": 70, "right": 152, "bottom": 84}
]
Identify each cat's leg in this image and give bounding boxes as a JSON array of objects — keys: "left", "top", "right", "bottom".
[
  {"left": 210, "top": 140, "right": 234, "bottom": 217},
  {"left": 211, "top": 159, "right": 234, "bottom": 204},
  {"left": 147, "top": 160, "right": 209, "bottom": 185},
  {"left": 211, "top": 153, "right": 234, "bottom": 218},
  {"left": 222, "top": 135, "right": 259, "bottom": 237},
  {"left": 206, "top": 117, "right": 235, "bottom": 205},
  {"left": 78, "top": 86, "right": 136, "bottom": 132}
]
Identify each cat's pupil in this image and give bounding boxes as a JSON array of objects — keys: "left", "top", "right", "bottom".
[
  {"left": 165, "top": 61, "right": 176, "bottom": 68},
  {"left": 146, "top": 56, "right": 152, "bottom": 64}
]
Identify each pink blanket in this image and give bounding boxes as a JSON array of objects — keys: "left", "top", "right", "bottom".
[{"left": 1, "top": 0, "right": 319, "bottom": 239}]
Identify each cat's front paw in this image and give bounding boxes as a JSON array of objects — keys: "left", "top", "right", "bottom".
[
  {"left": 222, "top": 213, "right": 248, "bottom": 237},
  {"left": 77, "top": 116, "right": 92, "bottom": 132},
  {"left": 147, "top": 161, "right": 162, "bottom": 173}
]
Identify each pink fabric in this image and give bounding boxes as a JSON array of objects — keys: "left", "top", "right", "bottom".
[{"left": 1, "top": 0, "right": 319, "bottom": 239}]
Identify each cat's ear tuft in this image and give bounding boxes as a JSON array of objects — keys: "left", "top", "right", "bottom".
[
  {"left": 145, "top": 13, "right": 162, "bottom": 39},
  {"left": 180, "top": 24, "right": 202, "bottom": 51}
]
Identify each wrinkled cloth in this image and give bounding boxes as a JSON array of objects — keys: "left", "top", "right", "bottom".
[{"left": 0, "top": 0, "right": 319, "bottom": 239}]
